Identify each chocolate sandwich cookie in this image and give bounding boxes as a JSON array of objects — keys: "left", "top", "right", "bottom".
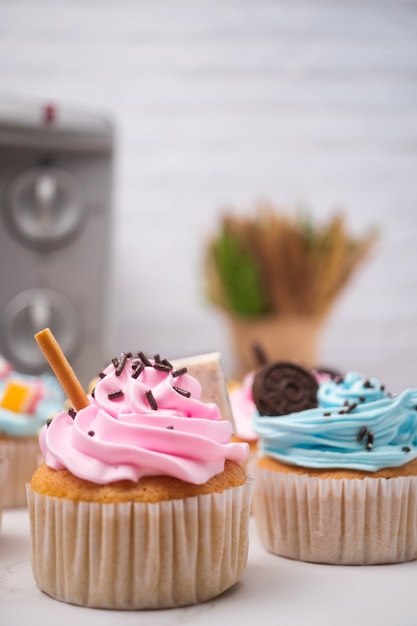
[{"left": 252, "top": 361, "right": 319, "bottom": 416}]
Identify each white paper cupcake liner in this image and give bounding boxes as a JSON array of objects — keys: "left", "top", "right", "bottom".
[
  {"left": 245, "top": 445, "right": 258, "bottom": 475},
  {"left": 0, "top": 437, "right": 41, "bottom": 507},
  {"left": 0, "top": 458, "right": 9, "bottom": 531},
  {"left": 27, "top": 478, "right": 254, "bottom": 609},
  {"left": 253, "top": 466, "right": 417, "bottom": 565}
]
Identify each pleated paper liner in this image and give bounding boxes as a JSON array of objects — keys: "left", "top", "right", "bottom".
[
  {"left": 0, "top": 458, "right": 9, "bottom": 530},
  {"left": 0, "top": 437, "right": 41, "bottom": 507},
  {"left": 253, "top": 466, "right": 417, "bottom": 565},
  {"left": 27, "top": 477, "right": 254, "bottom": 609}
]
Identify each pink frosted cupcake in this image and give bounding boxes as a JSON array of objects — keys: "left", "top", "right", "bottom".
[{"left": 28, "top": 349, "right": 252, "bottom": 609}]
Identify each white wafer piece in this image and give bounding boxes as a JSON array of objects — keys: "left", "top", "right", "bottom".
[{"left": 171, "top": 352, "right": 235, "bottom": 429}]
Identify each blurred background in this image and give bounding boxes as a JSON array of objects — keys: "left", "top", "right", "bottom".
[{"left": 0, "top": 0, "right": 416, "bottom": 392}]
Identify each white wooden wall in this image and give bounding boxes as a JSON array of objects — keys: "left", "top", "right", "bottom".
[{"left": 1, "top": 0, "right": 417, "bottom": 392}]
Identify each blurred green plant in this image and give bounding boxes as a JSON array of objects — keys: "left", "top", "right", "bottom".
[{"left": 204, "top": 204, "right": 378, "bottom": 318}]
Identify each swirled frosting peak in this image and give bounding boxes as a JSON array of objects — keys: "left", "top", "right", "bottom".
[
  {"left": 40, "top": 352, "right": 249, "bottom": 484},
  {"left": 253, "top": 371, "right": 417, "bottom": 472}
]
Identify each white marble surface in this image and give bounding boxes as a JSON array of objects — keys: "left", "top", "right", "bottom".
[{"left": 1, "top": 507, "right": 416, "bottom": 626}]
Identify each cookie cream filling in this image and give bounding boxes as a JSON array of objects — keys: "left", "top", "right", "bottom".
[
  {"left": 252, "top": 371, "right": 417, "bottom": 472},
  {"left": 40, "top": 352, "right": 249, "bottom": 484}
]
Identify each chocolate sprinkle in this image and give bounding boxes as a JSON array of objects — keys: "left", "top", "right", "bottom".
[
  {"left": 172, "top": 367, "right": 187, "bottom": 378},
  {"left": 138, "top": 351, "right": 151, "bottom": 366},
  {"left": 46, "top": 418, "right": 52, "bottom": 428},
  {"left": 131, "top": 359, "right": 140, "bottom": 369},
  {"left": 99, "top": 372, "right": 106, "bottom": 379},
  {"left": 357, "top": 426, "right": 367, "bottom": 442},
  {"left": 154, "top": 363, "right": 171, "bottom": 373},
  {"left": 402, "top": 446, "right": 411, "bottom": 453},
  {"left": 359, "top": 396, "right": 366, "bottom": 402},
  {"left": 166, "top": 425, "right": 174, "bottom": 429},
  {"left": 68, "top": 407, "right": 77, "bottom": 419},
  {"left": 154, "top": 353, "right": 161, "bottom": 363},
  {"left": 338, "top": 409, "right": 346, "bottom": 415},
  {"left": 131, "top": 362, "right": 144, "bottom": 379},
  {"left": 115, "top": 353, "right": 129, "bottom": 376},
  {"left": 88, "top": 430, "right": 95, "bottom": 437},
  {"left": 162, "top": 358, "right": 173, "bottom": 369},
  {"left": 363, "top": 380, "right": 374, "bottom": 388},
  {"left": 112, "top": 357, "right": 119, "bottom": 368},
  {"left": 346, "top": 402, "right": 358, "bottom": 413},
  {"left": 323, "top": 412, "right": 331, "bottom": 417},
  {"left": 173, "top": 386, "right": 191, "bottom": 398},
  {"left": 146, "top": 390, "right": 158, "bottom": 410},
  {"left": 366, "top": 431, "right": 374, "bottom": 450},
  {"left": 108, "top": 389, "right": 124, "bottom": 400}
]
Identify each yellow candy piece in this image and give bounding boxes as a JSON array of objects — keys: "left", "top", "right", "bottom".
[{"left": 0, "top": 379, "right": 38, "bottom": 414}]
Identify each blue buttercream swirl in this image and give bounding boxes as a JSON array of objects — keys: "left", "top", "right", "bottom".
[
  {"left": 252, "top": 371, "right": 417, "bottom": 471},
  {"left": 0, "top": 372, "right": 66, "bottom": 437}
]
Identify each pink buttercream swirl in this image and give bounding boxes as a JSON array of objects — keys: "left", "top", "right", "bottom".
[
  {"left": 229, "top": 372, "right": 258, "bottom": 442},
  {"left": 40, "top": 354, "right": 248, "bottom": 485}
]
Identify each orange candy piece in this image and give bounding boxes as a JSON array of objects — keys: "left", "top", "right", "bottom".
[{"left": 0, "top": 379, "right": 42, "bottom": 414}]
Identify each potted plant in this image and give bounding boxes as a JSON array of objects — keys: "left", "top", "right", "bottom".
[{"left": 204, "top": 204, "right": 377, "bottom": 377}]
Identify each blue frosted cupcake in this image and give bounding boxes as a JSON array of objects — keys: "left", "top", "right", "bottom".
[{"left": 251, "top": 362, "right": 417, "bottom": 565}]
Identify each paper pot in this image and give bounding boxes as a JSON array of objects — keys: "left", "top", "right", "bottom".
[{"left": 226, "top": 313, "right": 324, "bottom": 377}]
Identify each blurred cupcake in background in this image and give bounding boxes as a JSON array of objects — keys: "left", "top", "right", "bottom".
[
  {"left": 229, "top": 371, "right": 258, "bottom": 472},
  {"left": 0, "top": 457, "right": 9, "bottom": 531},
  {"left": 0, "top": 355, "right": 66, "bottom": 507},
  {"left": 228, "top": 343, "right": 268, "bottom": 473}
]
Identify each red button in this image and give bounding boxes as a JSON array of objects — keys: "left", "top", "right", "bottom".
[{"left": 43, "top": 104, "right": 57, "bottom": 125}]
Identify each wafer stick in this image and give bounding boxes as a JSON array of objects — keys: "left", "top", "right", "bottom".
[{"left": 34, "top": 327, "right": 89, "bottom": 411}]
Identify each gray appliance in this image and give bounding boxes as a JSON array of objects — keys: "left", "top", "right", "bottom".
[{"left": 0, "top": 98, "right": 114, "bottom": 388}]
